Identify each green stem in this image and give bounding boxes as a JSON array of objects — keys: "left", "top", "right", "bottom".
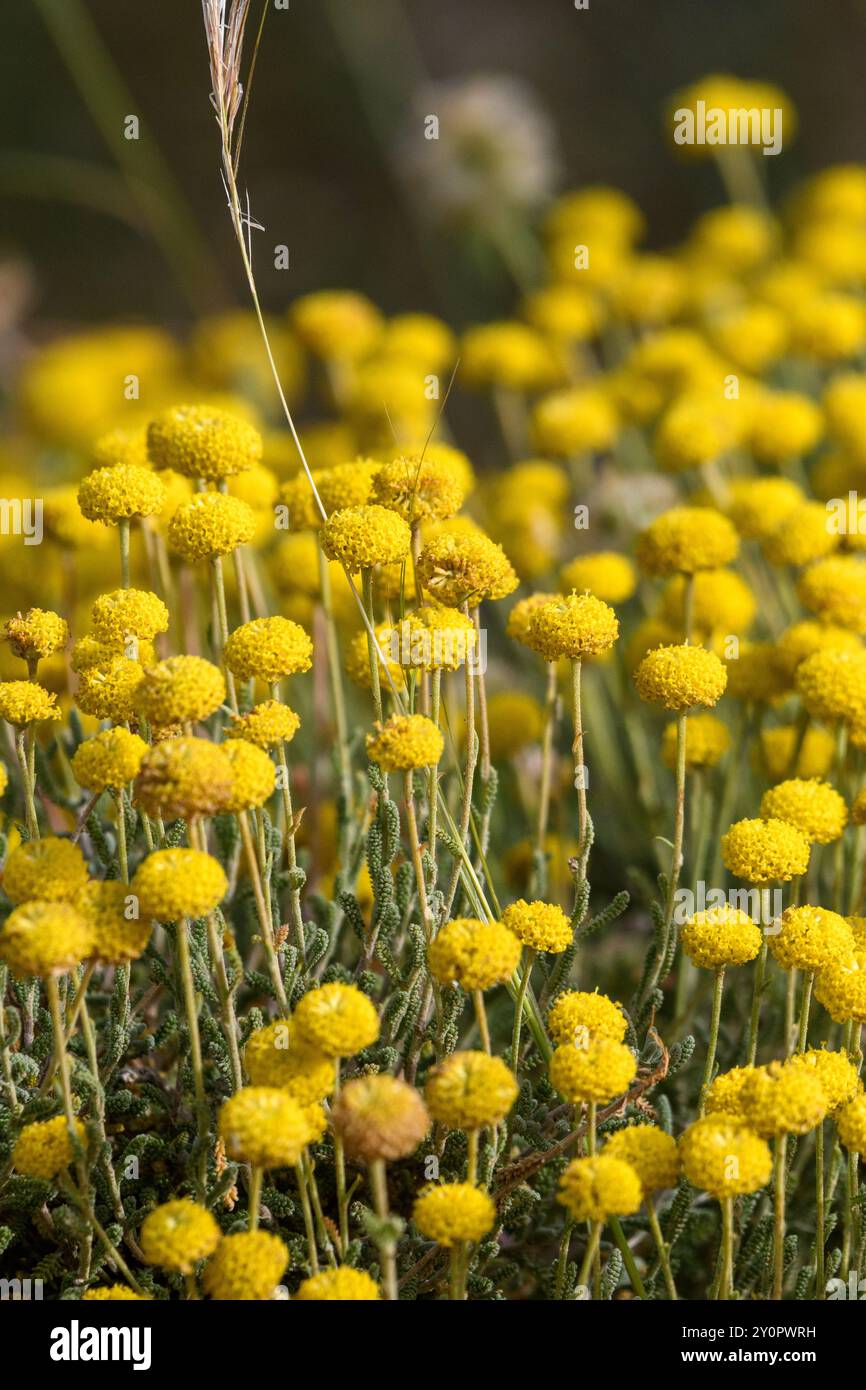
[
  {"left": 249, "top": 1165, "right": 263, "bottom": 1231},
  {"left": 719, "top": 1197, "right": 734, "bottom": 1302},
  {"left": 773, "top": 1134, "right": 787, "bottom": 1300},
  {"left": 699, "top": 967, "right": 725, "bottom": 1114},
  {"left": 511, "top": 948, "right": 535, "bottom": 1067},
  {"left": 369, "top": 1158, "right": 397, "bottom": 1300},
  {"left": 648, "top": 1201, "right": 678, "bottom": 1300}
]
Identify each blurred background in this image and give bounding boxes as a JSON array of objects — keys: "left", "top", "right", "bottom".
[{"left": 2, "top": 0, "right": 864, "bottom": 338}]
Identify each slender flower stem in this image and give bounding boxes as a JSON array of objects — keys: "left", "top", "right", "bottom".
[
  {"left": 532, "top": 661, "right": 558, "bottom": 897},
  {"left": 643, "top": 710, "right": 688, "bottom": 1008},
  {"left": 237, "top": 810, "right": 289, "bottom": 1013},
  {"left": 511, "top": 948, "right": 535, "bottom": 1067},
  {"left": 815, "top": 1120, "right": 826, "bottom": 1298},
  {"left": 473, "top": 989, "right": 491, "bottom": 1054},
  {"left": 211, "top": 552, "right": 238, "bottom": 712},
  {"left": 719, "top": 1197, "right": 734, "bottom": 1301},
  {"left": 796, "top": 971, "right": 814, "bottom": 1054},
  {"left": 443, "top": 605, "right": 478, "bottom": 916},
  {"left": 15, "top": 729, "right": 39, "bottom": 838},
  {"left": 577, "top": 1221, "right": 602, "bottom": 1291},
  {"left": 118, "top": 517, "right": 130, "bottom": 589},
  {"left": 647, "top": 1201, "right": 678, "bottom": 1300},
  {"left": 295, "top": 1159, "right": 320, "bottom": 1275},
  {"left": 773, "top": 1134, "right": 788, "bottom": 1300},
  {"left": 467, "top": 1128, "right": 479, "bottom": 1186},
  {"left": 332, "top": 1059, "right": 349, "bottom": 1256},
  {"left": 746, "top": 938, "right": 768, "bottom": 1067},
  {"left": 369, "top": 1157, "right": 398, "bottom": 1300},
  {"left": 362, "top": 567, "right": 383, "bottom": 725},
  {"left": 248, "top": 1165, "right": 263, "bottom": 1230},
  {"left": 316, "top": 548, "right": 353, "bottom": 814},
  {"left": 175, "top": 918, "right": 209, "bottom": 1199},
  {"left": 699, "top": 967, "right": 725, "bottom": 1114}
]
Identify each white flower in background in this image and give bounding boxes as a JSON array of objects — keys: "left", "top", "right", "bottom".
[{"left": 399, "top": 73, "right": 560, "bottom": 225}]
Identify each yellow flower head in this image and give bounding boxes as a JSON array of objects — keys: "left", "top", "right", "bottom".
[
  {"left": 76, "top": 880, "right": 151, "bottom": 966},
  {"left": 293, "top": 982, "right": 380, "bottom": 1057},
  {"left": 760, "top": 778, "right": 848, "bottom": 845},
  {"left": 661, "top": 713, "right": 729, "bottom": 770},
  {"left": 244, "top": 1019, "right": 334, "bottom": 1104},
  {"left": 815, "top": 951, "right": 866, "bottom": 1024},
  {"left": 75, "top": 658, "right": 144, "bottom": 723},
  {"left": 787, "top": 1048, "right": 860, "bottom": 1113},
  {"left": 749, "top": 392, "right": 823, "bottom": 464},
  {"left": 219, "top": 1086, "right": 313, "bottom": 1168},
  {"left": 703, "top": 1064, "right": 757, "bottom": 1120},
  {"left": 385, "top": 605, "right": 476, "bottom": 674},
  {"left": 224, "top": 616, "right": 312, "bottom": 683},
  {"left": 560, "top": 552, "right": 636, "bottom": 604},
  {"left": 0, "top": 901, "right": 93, "bottom": 978},
  {"left": 138, "top": 655, "right": 226, "bottom": 725},
  {"left": 501, "top": 899, "right": 572, "bottom": 953},
  {"left": 837, "top": 1095, "right": 866, "bottom": 1154},
  {"left": 634, "top": 644, "right": 727, "bottom": 709},
  {"left": 290, "top": 290, "right": 382, "bottom": 361},
  {"left": 13, "top": 1114, "right": 85, "bottom": 1180},
  {"left": 789, "top": 293, "right": 866, "bottom": 362},
  {"left": 366, "top": 713, "right": 444, "bottom": 771},
  {"left": 686, "top": 197, "right": 781, "bottom": 268},
  {"left": 721, "top": 817, "right": 811, "bottom": 884},
  {"left": 222, "top": 739, "right": 275, "bottom": 813},
  {"left": 417, "top": 530, "right": 518, "bottom": 606},
  {"left": 759, "top": 725, "right": 836, "bottom": 782},
  {"left": 295, "top": 1266, "right": 380, "bottom": 1301},
  {"left": 485, "top": 692, "right": 545, "bottom": 760},
  {"left": 527, "top": 592, "right": 619, "bottom": 661},
  {"left": 654, "top": 391, "right": 741, "bottom": 472},
  {"left": 739, "top": 1061, "right": 828, "bottom": 1137},
  {"left": 3, "top": 836, "right": 88, "bottom": 904},
  {"left": 427, "top": 917, "right": 522, "bottom": 991},
  {"left": 379, "top": 312, "right": 456, "bottom": 367},
  {"left": 724, "top": 642, "right": 789, "bottom": 705},
  {"left": 636, "top": 507, "right": 738, "bottom": 577},
  {"left": 550, "top": 1037, "right": 637, "bottom": 1104},
  {"left": 547, "top": 990, "right": 627, "bottom": 1047},
  {"left": 0, "top": 680, "right": 61, "bottom": 727},
  {"left": 72, "top": 727, "right": 148, "bottom": 793},
  {"left": 134, "top": 737, "right": 233, "bottom": 819},
  {"left": 798, "top": 556, "right": 866, "bottom": 632},
  {"left": 461, "top": 321, "right": 562, "bottom": 393},
  {"left": 3, "top": 608, "right": 69, "bottom": 664},
  {"left": 557, "top": 1154, "right": 642, "bottom": 1221},
  {"left": 763, "top": 502, "right": 838, "bottom": 568},
  {"left": 531, "top": 386, "right": 618, "bottom": 455},
  {"left": 679, "top": 1116, "right": 772, "bottom": 1197},
  {"left": 345, "top": 623, "right": 406, "bottom": 693},
  {"left": 78, "top": 464, "right": 166, "bottom": 524},
  {"left": 225, "top": 700, "right": 300, "bottom": 750},
  {"left": 91, "top": 589, "right": 169, "bottom": 645},
  {"left": 131, "top": 848, "right": 227, "bottom": 920},
  {"left": 775, "top": 621, "right": 861, "bottom": 681},
  {"left": 82, "top": 1284, "right": 150, "bottom": 1301},
  {"left": 331, "top": 1075, "right": 430, "bottom": 1162},
  {"left": 506, "top": 592, "right": 558, "bottom": 651},
  {"left": 147, "top": 404, "right": 262, "bottom": 480},
  {"left": 795, "top": 648, "right": 866, "bottom": 723},
  {"left": 660, "top": 570, "right": 756, "bottom": 638},
  {"left": 424, "top": 1050, "right": 518, "bottom": 1130},
  {"left": 682, "top": 906, "right": 763, "bottom": 969},
  {"left": 373, "top": 455, "right": 466, "bottom": 524},
  {"left": 603, "top": 1125, "right": 679, "bottom": 1196},
  {"left": 412, "top": 1182, "right": 496, "bottom": 1247},
  {"left": 320, "top": 504, "right": 411, "bottom": 572},
  {"left": 726, "top": 477, "right": 804, "bottom": 540},
  {"left": 167, "top": 491, "right": 256, "bottom": 560},
  {"left": 140, "top": 1199, "right": 221, "bottom": 1273},
  {"left": 771, "top": 905, "right": 854, "bottom": 973},
  {"left": 203, "top": 1230, "right": 288, "bottom": 1301}
]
